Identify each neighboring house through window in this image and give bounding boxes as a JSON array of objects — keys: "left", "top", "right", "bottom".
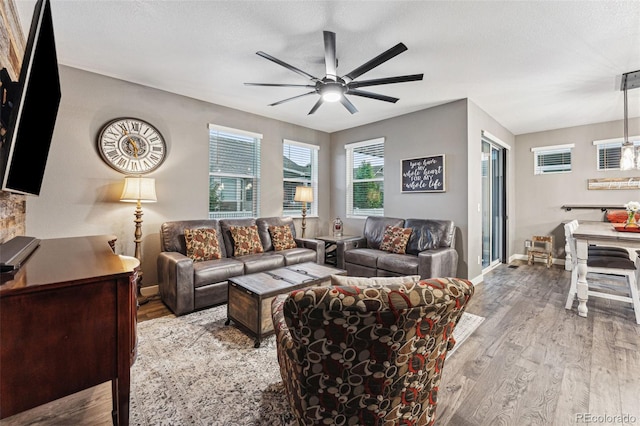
[
  {"left": 531, "top": 143, "right": 574, "bottom": 175},
  {"left": 283, "top": 140, "right": 318, "bottom": 217},
  {"left": 208, "top": 124, "right": 261, "bottom": 218},
  {"left": 593, "top": 136, "right": 640, "bottom": 170},
  {"left": 345, "top": 137, "right": 384, "bottom": 217}
]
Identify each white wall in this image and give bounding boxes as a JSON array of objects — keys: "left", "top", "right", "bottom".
[
  {"left": 26, "top": 66, "right": 331, "bottom": 286},
  {"left": 514, "top": 117, "right": 640, "bottom": 258}
]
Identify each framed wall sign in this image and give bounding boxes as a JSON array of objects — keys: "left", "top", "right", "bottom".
[{"left": 401, "top": 154, "right": 446, "bottom": 193}]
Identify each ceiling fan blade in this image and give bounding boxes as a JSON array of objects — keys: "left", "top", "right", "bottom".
[
  {"left": 256, "top": 51, "right": 319, "bottom": 81},
  {"left": 348, "top": 74, "right": 424, "bottom": 89},
  {"left": 340, "top": 96, "right": 358, "bottom": 114},
  {"left": 347, "top": 89, "right": 399, "bottom": 103},
  {"left": 244, "top": 83, "right": 316, "bottom": 88},
  {"left": 308, "top": 98, "right": 324, "bottom": 115},
  {"left": 343, "top": 42, "right": 408, "bottom": 82},
  {"left": 324, "top": 31, "right": 337, "bottom": 80},
  {"left": 269, "top": 91, "right": 317, "bottom": 106}
]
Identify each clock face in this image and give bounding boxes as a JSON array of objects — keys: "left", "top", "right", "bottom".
[{"left": 98, "top": 118, "right": 166, "bottom": 174}]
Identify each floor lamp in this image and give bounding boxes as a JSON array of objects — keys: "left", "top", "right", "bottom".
[
  {"left": 120, "top": 176, "right": 157, "bottom": 304},
  {"left": 294, "top": 186, "right": 313, "bottom": 238}
]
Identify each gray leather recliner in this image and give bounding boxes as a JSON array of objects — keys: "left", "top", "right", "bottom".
[
  {"left": 337, "top": 216, "right": 458, "bottom": 279},
  {"left": 157, "top": 216, "right": 324, "bottom": 315}
]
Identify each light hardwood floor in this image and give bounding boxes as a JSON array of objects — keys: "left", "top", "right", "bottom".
[{"left": 2, "top": 262, "right": 639, "bottom": 425}]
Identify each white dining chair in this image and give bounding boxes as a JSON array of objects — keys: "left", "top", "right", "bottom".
[{"left": 564, "top": 221, "right": 640, "bottom": 324}]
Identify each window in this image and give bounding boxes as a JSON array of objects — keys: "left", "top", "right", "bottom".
[
  {"left": 283, "top": 140, "right": 318, "bottom": 216},
  {"left": 531, "top": 144, "right": 574, "bottom": 175},
  {"left": 594, "top": 137, "right": 640, "bottom": 170},
  {"left": 208, "top": 124, "right": 261, "bottom": 218},
  {"left": 345, "top": 138, "right": 384, "bottom": 217}
]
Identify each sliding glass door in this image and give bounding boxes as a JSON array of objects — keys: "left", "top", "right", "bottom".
[{"left": 482, "top": 138, "right": 506, "bottom": 269}]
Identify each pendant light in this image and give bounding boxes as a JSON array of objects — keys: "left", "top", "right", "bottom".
[{"left": 620, "top": 70, "right": 640, "bottom": 170}]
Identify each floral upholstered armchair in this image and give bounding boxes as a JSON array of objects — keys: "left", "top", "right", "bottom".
[{"left": 271, "top": 277, "right": 474, "bottom": 426}]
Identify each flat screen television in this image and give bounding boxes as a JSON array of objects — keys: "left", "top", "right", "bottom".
[{"left": 0, "top": 0, "right": 61, "bottom": 196}]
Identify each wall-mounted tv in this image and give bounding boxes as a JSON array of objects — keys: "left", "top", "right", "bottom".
[{"left": 0, "top": 0, "right": 61, "bottom": 196}]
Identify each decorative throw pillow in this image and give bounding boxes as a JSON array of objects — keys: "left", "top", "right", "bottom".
[
  {"left": 229, "top": 225, "right": 264, "bottom": 257},
  {"left": 268, "top": 225, "right": 297, "bottom": 251},
  {"left": 330, "top": 274, "right": 421, "bottom": 287},
  {"left": 379, "top": 225, "right": 413, "bottom": 254},
  {"left": 184, "top": 228, "right": 222, "bottom": 262}
]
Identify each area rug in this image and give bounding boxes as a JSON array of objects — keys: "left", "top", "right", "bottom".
[{"left": 129, "top": 306, "right": 484, "bottom": 425}]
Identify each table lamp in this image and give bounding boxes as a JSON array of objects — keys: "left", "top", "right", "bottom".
[
  {"left": 294, "top": 186, "right": 313, "bottom": 238},
  {"left": 120, "top": 176, "right": 157, "bottom": 303}
]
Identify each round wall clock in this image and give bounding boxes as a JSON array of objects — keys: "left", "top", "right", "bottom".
[{"left": 98, "top": 117, "right": 167, "bottom": 174}]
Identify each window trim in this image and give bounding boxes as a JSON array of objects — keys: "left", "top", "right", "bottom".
[
  {"left": 531, "top": 143, "right": 574, "bottom": 175},
  {"left": 345, "top": 137, "right": 385, "bottom": 219},
  {"left": 208, "top": 124, "right": 262, "bottom": 218},
  {"left": 282, "top": 139, "right": 319, "bottom": 217}
]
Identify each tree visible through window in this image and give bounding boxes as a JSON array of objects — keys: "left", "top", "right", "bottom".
[{"left": 346, "top": 138, "right": 384, "bottom": 217}]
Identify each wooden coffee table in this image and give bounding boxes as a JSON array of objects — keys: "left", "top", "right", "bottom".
[{"left": 225, "top": 262, "right": 345, "bottom": 347}]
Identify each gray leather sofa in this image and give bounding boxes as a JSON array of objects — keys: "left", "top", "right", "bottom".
[
  {"left": 337, "top": 216, "right": 458, "bottom": 279},
  {"left": 157, "top": 216, "right": 324, "bottom": 315}
]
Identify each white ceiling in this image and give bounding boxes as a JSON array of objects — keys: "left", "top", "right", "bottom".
[{"left": 15, "top": 0, "right": 640, "bottom": 135}]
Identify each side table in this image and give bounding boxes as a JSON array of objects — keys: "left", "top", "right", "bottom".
[{"left": 316, "top": 235, "right": 360, "bottom": 266}]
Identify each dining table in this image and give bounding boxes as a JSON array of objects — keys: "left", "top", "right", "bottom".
[{"left": 572, "top": 221, "right": 640, "bottom": 319}]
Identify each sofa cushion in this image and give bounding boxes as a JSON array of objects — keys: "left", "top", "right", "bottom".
[
  {"left": 230, "top": 225, "right": 264, "bottom": 256},
  {"left": 184, "top": 228, "right": 222, "bottom": 262},
  {"left": 269, "top": 225, "right": 297, "bottom": 251},
  {"left": 404, "top": 219, "right": 455, "bottom": 255},
  {"left": 363, "top": 217, "right": 405, "bottom": 249},
  {"left": 280, "top": 247, "right": 317, "bottom": 265},
  {"left": 240, "top": 252, "right": 286, "bottom": 274},
  {"left": 193, "top": 257, "right": 245, "bottom": 288},
  {"left": 330, "top": 274, "right": 421, "bottom": 286},
  {"left": 377, "top": 253, "right": 420, "bottom": 276},
  {"left": 344, "top": 248, "right": 386, "bottom": 268},
  {"left": 256, "top": 217, "right": 296, "bottom": 252},
  {"left": 379, "top": 225, "right": 412, "bottom": 254}
]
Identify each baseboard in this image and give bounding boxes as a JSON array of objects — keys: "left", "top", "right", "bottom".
[
  {"left": 469, "top": 274, "right": 484, "bottom": 286},
  {"left": 141, "top": 285, "right": 159, "bottom": 297}
]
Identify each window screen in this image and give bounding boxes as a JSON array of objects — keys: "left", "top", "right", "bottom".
[
  {"left": 283, "top": 140, "right": 318, "bottom": 216},
  {"left": 345, "top": 138, "right": 384, "bottom": 217}
]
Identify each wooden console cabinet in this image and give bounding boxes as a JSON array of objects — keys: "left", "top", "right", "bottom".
[{"left": 0, "top": 235, "right": 139, "bottom": 425}]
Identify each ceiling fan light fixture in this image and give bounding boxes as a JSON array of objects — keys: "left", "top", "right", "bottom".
[{"left": 321, "top": 84, "right": 344, "bottom": 102}]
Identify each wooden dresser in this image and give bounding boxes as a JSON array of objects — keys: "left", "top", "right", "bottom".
[{"left": 0, "top": 235, "right": 139, "bottom": 425}]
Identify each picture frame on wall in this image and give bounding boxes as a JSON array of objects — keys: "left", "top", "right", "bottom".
[{"left": 401, "top": 154, "right": 446, "bottom": 193}]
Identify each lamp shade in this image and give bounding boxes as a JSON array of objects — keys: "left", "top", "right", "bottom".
[
  {"left": 293, "top": 186, "right": 313, "bottom": 203},
  {"left": 120, "top": 176, "right": 157, "bottom": 203}
]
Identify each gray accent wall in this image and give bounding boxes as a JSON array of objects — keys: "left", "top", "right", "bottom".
[
  {"left": 25, "top": 66, "right": 331, "bottom": 286},
  {"left": 330, "top": 99, "right": 515, "bottom": 280},
  {"left": 514, "top": 117, "right": 640, "bottom": 259}
]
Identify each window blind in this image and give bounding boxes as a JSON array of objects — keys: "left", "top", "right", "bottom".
[
  {"left": 596, "top": 140, "right": 640, "bottom": 170},
  {"left": 283, "top": 140, "right": 318, "bottom": 216},
  {"left": 208, "top": 125, "right": 261, "bottom": 218},
  {"left": 531, "top": 144, "right": 573, "bottom": 175},
  {"left": 345, "top": 138, "right": 384, "bottom": 217}
]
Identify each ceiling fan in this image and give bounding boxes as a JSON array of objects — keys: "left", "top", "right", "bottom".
[{"left": 244, "top": 31, "right": 424, "bottom": 115}]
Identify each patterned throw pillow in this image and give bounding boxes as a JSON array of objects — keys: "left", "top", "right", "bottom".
[
  {"left": 229, "top": 225, "right": 264, "bottom": 257},
  {"left": 379, "top": 225, "right": 413, "bottom": 254},
  {"left": 268, "top": 225, "right": 297, "bottom": 251},
  {"left": 184, "top": 228, "right": 222, "bottom": 262}
]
